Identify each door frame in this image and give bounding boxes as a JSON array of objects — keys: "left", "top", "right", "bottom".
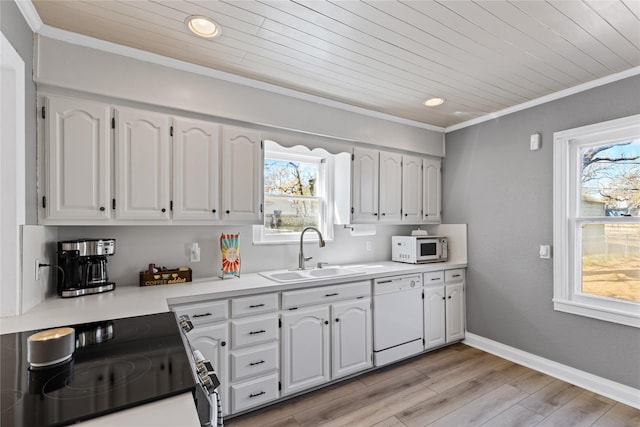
[{"left": 1, "top": 31, "right": 26, "bottom": 316}]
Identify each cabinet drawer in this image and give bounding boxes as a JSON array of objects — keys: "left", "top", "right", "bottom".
[
  {"left": 172, "top": 300, "right": 228, "bottom": 326},
  {"left": 231, "top": 293, "right": 278, "bottom": 318},
  {"left": 230, "top": 344, "right": 278, "bottom": 382},
  {"left": 282, "top": 281, "right": 371, "bottom": 309},
  {"left": 445, "top": 269, "right": 465, "bottom": 283},
  {"left": 231, "top": 315, "right": 278, "bottom": 349},
  {"left": 230, "top": 373, "right": 279, "bottom": 414},
  {"left": 423, "top": 271, "right": 444, "bottom": 286}
]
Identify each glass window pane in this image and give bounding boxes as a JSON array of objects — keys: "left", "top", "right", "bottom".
[
  {"left": 264, "top": 196, "right": 320, "bottom": 234},
  {"left": 581, "top": 223, "right": 640, "bottom": 302},
  {"left": 264, "top": 159, "right": 319, "bottom": 197},
  {"left": 580, "top": 139, "right": 640, "bottom": 217}
]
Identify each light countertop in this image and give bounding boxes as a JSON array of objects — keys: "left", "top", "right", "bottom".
[
  {"left": 1, "top": 260, "right": 466, "bottom": 427},
  {"left": 1, "top": 261, "right": 466, "bottom": 335}
]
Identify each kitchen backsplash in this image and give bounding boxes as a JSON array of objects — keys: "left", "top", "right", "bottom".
[{"left": 55, "top": 224, "right": 418, "bottom": 287}]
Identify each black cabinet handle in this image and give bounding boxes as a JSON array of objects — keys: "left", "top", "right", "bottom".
[
  {"left": 221, "top": 341, "right": 226, "bottom": 347},
  {"left": 335, "top": 318, "right": 340, "bottom": 323},
  {"left": 373, "top": 212, "right": 378, "bottom": 216},
  {"left": 405, "top": 213, "right": 408, "bottom": 216},
  {"left": 212, "top": 209, "right": 216, "bottom": 213},
  {"left": 431, "top": 277, "right": 440, "bottom": 281},
  {"left": 161, "top": 208, "right": 166, "bottom": 213},
  {"left": 452, "top": 274, "right": 461, "bottom": 278},
  {"left": 249, "top": 360, "right": 265, "bottom": 366},
  {"left": 381, "top": 213, "right": 386, "bottom": 216},
  {"left": 448, "top": 296, "right": 452, "bottom": 299},
  {"left": 324, "top": 293, "right": 339, "bottom": 297},
  {"left": 249, "top": 391, "right": 265, "bottom": 398},
  {"left": 99, "top": 207, "right": 105, "bottom": 211},
  {"left": 193, "top": 312, "right": 211, "bottom": 318},
  {"left": 324, "top": 320, "right": 329, "bottom": 325},
  {"left": 249, "top": 330, "right": 266, "bottom": 335},
  {"left": 249, "top": 303, "right": 265, "bottom": 308},
  {"left": 226, "top": 210, "right": 230, "bottom": 214}
]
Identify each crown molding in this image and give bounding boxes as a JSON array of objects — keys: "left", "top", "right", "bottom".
[
  {"left": 14, "top": 0, "right": 42, "bottom": 32},
  {"left": 445, "top": 66, "right": 640, "bottom": 133}
]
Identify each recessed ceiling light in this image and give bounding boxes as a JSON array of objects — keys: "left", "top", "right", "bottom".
[
  {"left": 186, "top": 15, "right": 221, "bottom": 38},
  {"left": 424, "top": 97, "right": 445, "bottom": 107}
]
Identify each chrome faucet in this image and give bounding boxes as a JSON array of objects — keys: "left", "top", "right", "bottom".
[{"left": 298, "top": 226, "right": 325, "bottom": 270}]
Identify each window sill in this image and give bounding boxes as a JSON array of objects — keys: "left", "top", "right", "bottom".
[{"left": 553, "top": 298, "right": 640, "bottom": 328}]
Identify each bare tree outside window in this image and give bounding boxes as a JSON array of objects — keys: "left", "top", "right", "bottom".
[
  {"left": 263, "top": 158, "right": 322, "bottom": 234},
  {"left": 579, "top": 140, "right": 640, "bottom": 302}
]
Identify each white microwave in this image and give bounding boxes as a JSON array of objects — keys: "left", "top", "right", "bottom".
[{"left": 392, "top": 236, "right": 448, "bottom": 264}]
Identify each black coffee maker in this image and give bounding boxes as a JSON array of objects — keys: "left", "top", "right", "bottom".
[{"left": 57, "top": 239, "right": 116, "bottom": 298}]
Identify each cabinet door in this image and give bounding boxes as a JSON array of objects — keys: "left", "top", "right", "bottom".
[
  {"left": 401, "top": 154, "right": 423, "bottom": 223},
  {"left": 173, "top": 118, "right": 220, "bottom": 221},
  {"left": 114, "top": 107, "right": 171, "bottom": 220},
  {"left": 188, "top": 323, "right": 230, "bottom": 415},
  {"left": 221, "top": 126, "right": 263, "bottom": 222},
  {"left": 378, "top": 152, "right": 402, "bottom": 223},
  {"left": 351, "top": 147, "right": 379, "bottom": 223},
  {"left": 423, "top": 157, "right": 441, "bottom": 223},
  {"left": 423, "top": 286, "right": 446, "bottom": 349},
  {"left": 43, "top": 96, "right": 111, "bottom": 221},
  {"left": 446, "top": 282, "right": 465, "bottom": 342},
  {"left": 281, "top": 306, "right": 330, "bottom": 395},
  {"left": 331, "top": 299, "right": 372, "bottom": 379}
]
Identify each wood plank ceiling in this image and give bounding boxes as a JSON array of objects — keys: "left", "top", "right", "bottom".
[{"left": 32, "top": 0, "right": 640, "bottom": 128}]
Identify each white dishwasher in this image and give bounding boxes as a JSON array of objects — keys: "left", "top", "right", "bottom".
[{"left": 373, "top": 274, "right": 424, "bottom": 366}]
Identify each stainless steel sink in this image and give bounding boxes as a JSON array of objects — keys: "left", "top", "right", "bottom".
[{"left": 259, "top": 266, "right": 365, "bottom": 283}]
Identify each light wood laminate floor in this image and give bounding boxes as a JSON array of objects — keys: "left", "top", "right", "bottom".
[{"left": 226, "top": 344, "right": 640, "bottom": 427}]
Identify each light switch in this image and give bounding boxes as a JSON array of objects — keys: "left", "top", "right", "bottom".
[
  {"left": 539, "top": 245, "right": 551, "bottom": 259},
  {"left": 530, "top": 133, "right": 541, "bottom": 151},
  {"left": 190, "top": 242, "right": 201, "bottom": 262}
]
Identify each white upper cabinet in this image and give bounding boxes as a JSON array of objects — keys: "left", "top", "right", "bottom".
[
  {"left": 378, "top": 152, "right": 402, "bottom": 223},
  {"left": 114, "top": 107, "right": 171, "bottom": 221},
  {"left": 173, "top": 118, "right": 220, "bottom": 221},
  {"left": 423, "top": 157, "right": 442, "bottom": 223},
  {"left": 221, "top": 126, "right": 263, "bottom": 223},
  {"left": 352, "top": 148, "right": 438, "bottom": 225},
  {"left": 41, "top": 96, "right": 111, "bottom": 222},
  {"left": 351, "top": 147, "right": 379, "bottom": 223},
  {"left": 401, "top": 154, "right": 423, "bottom": 223}
]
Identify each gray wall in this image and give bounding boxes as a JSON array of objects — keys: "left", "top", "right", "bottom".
[
  {"left": 443, "top": 75, "right": 640, "bottom": 389},
  {"left": 1, "top": 0, "right": 37, "bottom": 224}
]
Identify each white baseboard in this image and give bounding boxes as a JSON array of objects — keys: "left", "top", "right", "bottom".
[{"left": 463, "top": 333, "right": 640, "bottom": 409}]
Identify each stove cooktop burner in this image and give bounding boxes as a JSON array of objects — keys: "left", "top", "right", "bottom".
[{"left": 1, "top": 312, "right": 195, "bottom": 427}]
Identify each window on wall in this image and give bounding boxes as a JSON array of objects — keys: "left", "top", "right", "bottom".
[
  {"left": 553, "top": 115, "right": 640, "bottom": 327},
  {"left": 253, "top": 141, "right": 339, "bottom": 244}
]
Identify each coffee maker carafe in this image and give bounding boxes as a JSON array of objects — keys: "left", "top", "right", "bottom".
[{"left": 57, "top": 239, "right": 116, "bottom": 298}]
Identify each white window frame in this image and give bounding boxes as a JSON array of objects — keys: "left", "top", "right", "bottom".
[
  {"left": 553, "top": 114, "right": 640, "bottom": 328},
  {"left": 253, "top": 142, "right": 336, "bottom": 245}
]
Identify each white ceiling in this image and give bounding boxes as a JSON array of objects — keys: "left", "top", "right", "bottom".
[{"left": 30, "top": 0, "right": 640, "bottom": 128}]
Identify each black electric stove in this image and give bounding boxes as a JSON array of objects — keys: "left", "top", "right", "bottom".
[{"left": 1, "top": 312, "right": 195, "bottom": 427}]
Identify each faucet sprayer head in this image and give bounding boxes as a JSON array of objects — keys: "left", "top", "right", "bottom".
[{"left": 319, "top": 239, "right": 326, "bottom": 248}]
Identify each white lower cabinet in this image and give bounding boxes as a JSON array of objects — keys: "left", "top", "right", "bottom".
[
  {"left": 281, "top": 305, "right": 331, "bottom": 395},
  {"left": 331, "top": 299, "right": 372, "bottom": 379},
  {"left": 172, "top": 270, "right": 463, "bottom": 418},
  {"left": 423, "top": 269, "right": 466, "bottom": 350},
  {"left": 185, "top": 323, "right": 230, "bottom": 416},
  {"left": 228, "top": 294, "right": 280, "bottom": 414},
  {"left": 230, "top": 373, "right": 279, "bottom": 414},
  {"left": 281, "top": 282, "right": 372, "bottom": 396}
]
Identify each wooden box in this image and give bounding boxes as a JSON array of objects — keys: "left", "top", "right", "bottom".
[{"left": 139, "top": 268, "right": 192, "bottom": 286}]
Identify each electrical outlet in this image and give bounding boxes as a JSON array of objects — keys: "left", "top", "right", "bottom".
[
  {"left": 366, "top": 241, "right": 373, "bottom": 251},
  {"left": 35, "top": 258, "right": 41, "bottom": 281}
]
